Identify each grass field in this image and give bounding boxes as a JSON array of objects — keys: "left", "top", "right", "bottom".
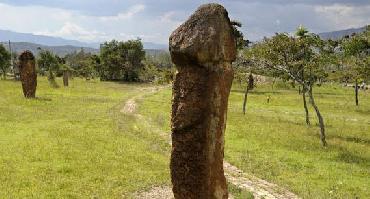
[
  {"left": 1, "top": 77, "right": 369, "bottom": 198},
  {"left": 0, "top": 78, "right": 170, "bottom": 198},
  {"left": 138, "top": 82, "right": 370, "bottom": 199}
]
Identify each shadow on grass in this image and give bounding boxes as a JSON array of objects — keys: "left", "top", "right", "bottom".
[
  {"left": 231, "top": 89, "right": 280, "bottom": 95},
  {"left": 314, "top": 92, "right": 343, "bottom": 96},
  {"left": 355, "top": 109, "right": 370, "bottom": 115},
  {"left": 331, "top": 135, "right": 370, "bottom": 145},
  {"left": 336, "top": 148, "right": 370, "bottom": 164},
  {"left": 275, "top": 116, "right": 334, "bottom": 128},
  {"left": 35, "top": 97, "right": 52, "bottom": 102},
  {"left": 49, "top": 80, "right": 60, "bottom": 88}
]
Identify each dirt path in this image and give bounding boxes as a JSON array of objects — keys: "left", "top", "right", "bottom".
[
  {"left": 120, "top": 86, "right": 162, "bottom": 114},
  {"left": 121, "top": 86, "right": 299, "bottom": 199},
  {"left": 224, "top": 162, "right": 299, "bottom": 199}
]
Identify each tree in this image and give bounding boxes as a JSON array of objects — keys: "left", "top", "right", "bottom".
[
  {"left": 231, "top": 20, "right": 249, "bottom": 50},
  {"left": 242, "top": 73, "right": 255, "bottom": 114},
  {"left": 10, "top": 52, "right": 19, "bottom": 79},
  {"left": 245, "top": 28, "right": 330, "bottom": 146},
  {"left": 37, "top": 50, "right": 59, "bottom": 87},
  {"left": 90, "top": 54, "right": 101, "bottom": 77},
  {"left": 340, "top": 26, "right": 370, "bottom": 106},
  {"left": 231, "top": 21, "right": 257, "bottom": 114},
  {"left": 99, "top": 39, "right": 145, "bottom": 81},
  {"left": 0, "top": 44, "right": 11, "bottom": 79},
  {"left": 64, "top": 49, "right": 98, "bottom": 79}
]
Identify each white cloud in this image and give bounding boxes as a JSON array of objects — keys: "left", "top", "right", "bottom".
[
  {"left": 0, "top": 3, "right": 156, "bottom": 42},
  {"left": 35, "top": 22, "right": 107, "bottom": 41},
  {"left": 0, "top": 3, "right": 72, "bottom": 33},
  {"left": 314, "top": 4, "right": 370, "bottom": 29},
  {"left": 99, "top": 4, "right": 145, "bottom": 22},
  {"left": 0, "top": 1, "right": 369, "bottom": 44}
]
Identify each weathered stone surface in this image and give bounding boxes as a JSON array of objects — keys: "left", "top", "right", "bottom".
[
  {"left": 169, "top": 3, "right": 236, "bottom": 69},
  {"left": 19, "top": 51, "right": 37, "bottom": 98},
  {"left": 169, "top": 3, "right": 236, "bottom": 199}
]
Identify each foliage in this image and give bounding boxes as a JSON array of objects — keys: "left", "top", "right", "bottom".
[
  {"left": 64, "top": 49, "right": 98, "bottom": 79},
  {"left": 145, "top": 52, "right": 173, "bottom": 69},
  {"left": 241, "top": 27, "right": 333, "bottom": 146},
  {"left": 140, "top": 52, "right": 175, "bottom": 84},
  {"left": 99, "top": 39, "right": 145, "bottom": 81},
  {"left": 340, "top": 25, "right": 370, "bottom": 83},
  {"left": 231, "top": 20, "right": 249, "bottom": 50},
  {"left": 246, "top": 31, "right": 329, "bottom": 87},
  {"left": 0, "top": 44, "right": 11, "bottom": 79},
  {"left": 37, "top": 49, "right": 59, "bottom": 79}
]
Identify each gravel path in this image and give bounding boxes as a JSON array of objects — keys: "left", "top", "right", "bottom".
[
  {"left": 224, "top": 162, "right": 299, "bottom": 199},
  {"left": 122, "top": 86, "right": 299, "bottom": 199},
  {"left": 134, "top": 186, "right": 174, "bottom": 199}
]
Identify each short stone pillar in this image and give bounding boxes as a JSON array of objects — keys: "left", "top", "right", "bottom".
[
  {"left": 19, "top": 51, "right": 37, "bottom": 98},
  {"left": 169, "top": 4, "right": 236, "bottom": 199},
  {"left": 63, "top": 70, "right": 69, "bottom": 87}
]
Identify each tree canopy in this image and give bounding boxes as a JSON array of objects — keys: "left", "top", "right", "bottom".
[
  {"left": 0, "top": 44, "right": 11, "bottom": 79},
  {"left": 99, "top": 39, "right": 145, "bottom": 81}
]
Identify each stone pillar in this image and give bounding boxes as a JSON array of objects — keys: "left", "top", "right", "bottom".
[
  {"left": 19, "top": 51, "right": 37, "bottom": 98},
  {"left": 169, "top": 4, "right": 236, "bottom": 199},
  {"left": 63, "top": 71, "right": 69, "bottom": 87}
]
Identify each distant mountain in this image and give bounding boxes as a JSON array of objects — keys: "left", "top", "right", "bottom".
[
  {"left": 0, "top": 29, "right": 97, "bottom": 48},
  {"left": 143, "top": 42, "right": 168, "bottom": 50},
  {"left": 1, "top": 42, "right": 99, "bottom": 57},
  {"left": 318, "top": 26, "right": 367, "bottom": 40},
  {"left": 0, "top": 29, "right": 167, "bottom": 50},
  {"left": 1, "top": 41, "right": 167, "bottom": 57}
]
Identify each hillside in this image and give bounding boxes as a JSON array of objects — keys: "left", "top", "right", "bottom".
[
  {"left": 318, "top": 26, "right": 367, "bottom": 40},
  {"left": 0, "top": 29, "right": 167, "bottom": 50},
  {"left": 1, "top": 42, "right": 99, "bottom": 57},
  {"left": 0, "top": 41, "right": 167, "bottom": 57}
]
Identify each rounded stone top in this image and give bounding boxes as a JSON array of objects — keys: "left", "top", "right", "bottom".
[
  {"left": 19, "top": 51, "right": 35, "bottom": 61},
  {"left": 169, "top": 3, "right": 237, "bottom": 67}
]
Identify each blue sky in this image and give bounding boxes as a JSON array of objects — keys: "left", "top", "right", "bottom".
[{"left": 0, "top": 0, "right": 369, "bottom": 44}]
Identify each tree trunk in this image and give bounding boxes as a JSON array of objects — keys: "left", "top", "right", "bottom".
[
  {"left": 308, "top": 86, "right": 327, "bottom": 147},
  {"left": 243, "top": 87, "right": 249, "bottom": 115},
  {"left": 243, "top": 73, "right": 254, "bottom": 115},
  {"left": 355, "top": 79, "right": 359, "bottom": 106},
  {"left": 302, "top": 87, "right": 310, "bottom": 125},
  {"left": 48, "top": 70, "right": 54, "bottom": 81}
]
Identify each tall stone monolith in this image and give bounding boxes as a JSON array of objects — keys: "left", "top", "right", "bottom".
[
  {"left": 169, "top": 4, "right": 236, "bottom": 199},
  {"left": 19, "top": 51, "right": 37, "bottom": 98}
]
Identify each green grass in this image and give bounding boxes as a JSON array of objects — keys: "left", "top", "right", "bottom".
[
  {"left": 1, "top": 77, "right": 369, "bottom": 198},
  {"left": 0, "top": 78, "right": 169, "bottom": 198},
  {"left": 138, "top": 82, "right": 370, "bottom": 199}
]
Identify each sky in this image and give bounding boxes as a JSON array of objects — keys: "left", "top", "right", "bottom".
[{"left": 0, "top": 0, "right": 369, "bottom": 44}]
